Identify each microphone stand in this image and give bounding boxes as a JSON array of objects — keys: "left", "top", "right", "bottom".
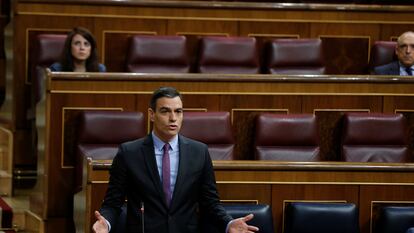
[{"left": 141, "top": 201, "right": 145, "bottom": 233}]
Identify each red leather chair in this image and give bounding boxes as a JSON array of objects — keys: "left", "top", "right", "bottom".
[
  {"left": 369, "top": 41, "right": 397, "bottom": 74},
  {"left": 254, "top": 113, "right": 320, "bottom": 161},
  {"left": 265, "top": 38, "right": 325, "bottom": 75},
  {"left": 76, "top": 110, "right": 146, "bottom": 192},
  {"left": 197, "top": 36, "right": 260, "bottom": 74},
  {"left": 341, "top": 113, "right": 409, "bottom": 162},
  {"left": 125, "top": 35, "right": 190, "bottom": 73},
  {"left": 26, "top": 34, "right": 67, "bottom": 184},
  {"left": 179, "top": 112, "right": 235, "bottom": 160},
  {"left": 29, "top": 34, "right": 66, "bottom": 106}
]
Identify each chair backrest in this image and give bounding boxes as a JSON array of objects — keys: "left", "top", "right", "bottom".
[
  {"left": 341, "top": 113, "right": 409, "bottom": 162},
  {"left": 30, "top": 34, "right": 66, "bottom": 103},
  {"left": 125, "top": 35, "right": 190, "bottom": 73},
  {"left": 75, "top": 110, "right": 146, "bottom": 192},
  {"left": 202, "top": 204, "right": 274, "bottom": 233},
  {"left": 197, "top": 36, "right": 260, "bottom": 74},
  {"left": 369, "top": 41, "right": 397, "bottom": 73},
  {"left": 179, "top": 112, "right": 234, "bottom": 160},
  {"left": 284, "top": 202, "right": 360, "bottom": 233},
  {"left": 265, "top": 38, "right": 325, "bottom": 75},
  {"left": 254, "top": 113, "right": 320, "bottom": 161},
  {"left": 374, "top": 206, "right": 414, "bottom": 233}
]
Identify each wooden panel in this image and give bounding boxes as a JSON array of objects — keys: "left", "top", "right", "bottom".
[
  {"left": 240, "top": 21, "right": 309, "bottom": 38},
  {"left": 41, "top": 74, "right": 414, "bottom": 232},
  {"left": 311, "top": 23, "right": 380, "bottom": 41},
  {"left": 379, "top": 24, "right": 414, "bottom": 41},
  {"left": 168, "top": 19, "right": 238, "bottom": 36},
  {"left": 217, "top": 183, "right": 272, "bottom": 204},
  {"left": 384, "top": 96, "right": 414, "bottom": 113},
  {"left": 303, "top": 96, "right": 382, "bottom": 113},
  {"left": 82, "top": 160, "right": 414, "bottom": 233},
  {"left": 320, "top": 36, "right": 371, "bottom": 74}
]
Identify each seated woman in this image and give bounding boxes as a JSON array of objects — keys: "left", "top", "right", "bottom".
[{"left": 50, "top": 26, "right": 106, "bottom": 72}]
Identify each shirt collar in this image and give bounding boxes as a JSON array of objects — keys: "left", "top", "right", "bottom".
[
  {"left": 151, "top": 131, "right": 179, "bottom": 152},
  {"left": 399, "top": 62, "right": 414, "bottom": 72}
]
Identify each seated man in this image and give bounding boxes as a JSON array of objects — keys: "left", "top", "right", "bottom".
[{"left": 374, "top": 31, "right": 414, "bottom": 76}]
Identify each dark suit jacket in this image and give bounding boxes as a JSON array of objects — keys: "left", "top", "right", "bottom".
[
  {"left": 374, "top": 61, "right": 400, "bottom": 75},
  {"left": 100, "top": 134, "right": 232, "bottom": 233}
]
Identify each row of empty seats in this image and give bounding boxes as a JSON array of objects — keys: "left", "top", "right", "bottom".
[
  {"left": 256, "top": 112, "right": 409, "bottom": 162},
  {"left": 110, "top": 202, "right": 414, "bottom": 233},
  {"left": 33, "top": 34, "right": 398, "bottom": 76},
  {"left": 76, "top": 110, "right": 409, "bottom": 162},
  {"left": 33, "top": 34, "right": 327, "bottom": 75},
  {"left": 30, "top": 34, "right": 398, "bottom": 104}
]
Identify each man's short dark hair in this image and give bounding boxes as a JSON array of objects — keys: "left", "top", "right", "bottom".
[{"left": 150, "top": 87, "right": 182, "bottom": 111}]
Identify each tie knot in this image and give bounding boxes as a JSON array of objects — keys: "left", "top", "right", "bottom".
[{"left": 163, "top": 143, "right": 170, "bottom": 152}]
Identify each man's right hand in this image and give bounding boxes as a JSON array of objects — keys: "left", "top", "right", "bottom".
[{"left": 92, "top": 211, "right": 109, "bottom": 233}]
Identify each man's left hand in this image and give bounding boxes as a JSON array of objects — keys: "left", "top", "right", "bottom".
[{"left": 228, "top": 214, "right": 259, "bottom": 233}]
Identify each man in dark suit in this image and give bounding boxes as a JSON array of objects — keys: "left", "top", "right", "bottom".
[
  {"left": 92, "top": 87, "right": 259, "bottom": 233},
  {"left": 374, "top": 31, "right": 414, "bottom": 76}
]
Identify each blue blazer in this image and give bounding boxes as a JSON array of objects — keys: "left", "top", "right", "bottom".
[
  {"left": 49, "top": 62, "right": 106, "bottom": 72},
  {"left": 374, "top": 61, "right": 400, "bottom": 75}
]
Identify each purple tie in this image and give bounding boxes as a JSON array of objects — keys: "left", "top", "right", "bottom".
[{"left": 162, "top": 143, "right": 171, "bottom": 207}]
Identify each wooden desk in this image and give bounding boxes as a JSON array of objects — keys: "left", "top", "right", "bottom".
[
  {"left": 75, "top": 159, "right": 414, "bottom": 233},
  {"left": 37, "top": 72, "right": 414, "bottom": 232}
]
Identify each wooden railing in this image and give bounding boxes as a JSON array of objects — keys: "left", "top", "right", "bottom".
[
  {"left": 75, "top": 158, "right": 414, "bottom": 233},
  {"left": 33, "top": 71, "right": 414, "bottom": 233}
]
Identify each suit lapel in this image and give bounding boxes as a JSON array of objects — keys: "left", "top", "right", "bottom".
[
  {"left": 386, "top": 61, "right": 400, "bottom": 75},
  {"left": 391, "top": 62, "right": 400, "bottom": 75},
  {"left": 142, "top": 135, "right": 166, "bottom": 206},
  {"left": 170, "top": 135, "right": 189, "bottom": 210}
]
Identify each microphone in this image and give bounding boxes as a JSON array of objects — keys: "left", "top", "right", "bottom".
[{"left": 140, "top": 201, "right": 145, "bottom": 233}]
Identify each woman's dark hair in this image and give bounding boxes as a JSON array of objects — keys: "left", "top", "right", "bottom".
[{"left": 60, "top": 27, "right": 100, "bottom": 72}]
